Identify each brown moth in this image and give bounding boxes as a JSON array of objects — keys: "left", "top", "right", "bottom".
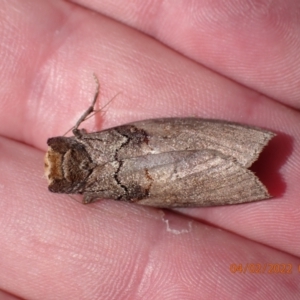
[{"left": 45, "top": 79, "right": 275, "bottom": 207}]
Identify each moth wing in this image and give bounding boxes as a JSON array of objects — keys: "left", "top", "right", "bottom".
[
  {"left": 77, "top": 118, "right": 274, "bottom": 168},
  {"left": 118, "top": 150, "right": 270, "bottom": 208},
  {"left": 123, "top": 118, "right": 275, "bottom": 168}
]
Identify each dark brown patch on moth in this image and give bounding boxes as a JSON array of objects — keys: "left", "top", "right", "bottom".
[
  {"left": 45, "top": 76, "right": 275, "bottom": 207},
  {"left": 116, "top": 125, "right": 149, "bottom": 145},
  {"left": 144, "top": 168, "right": 153, "bottom": 182},
  {"left": 122, "top": 184, "right": 150, "bottom": 201},
  {"left": 45, "top": 137, "right": 94, "bottom": 194},
  {"left": 127, "top": 169, "right": 154, "bottom": 201}
]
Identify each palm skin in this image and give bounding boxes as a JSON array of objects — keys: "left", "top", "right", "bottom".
[{"left": 0, "top": 1, "right": 300, "bottom": 299}]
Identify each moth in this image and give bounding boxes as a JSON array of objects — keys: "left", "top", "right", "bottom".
[{"left": 45, "top": 79, "right": 275, "bottom": 207}]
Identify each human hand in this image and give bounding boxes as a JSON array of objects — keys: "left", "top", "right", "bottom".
[{"left": 1, "top": 1, "right": 300, "bottom": 299}]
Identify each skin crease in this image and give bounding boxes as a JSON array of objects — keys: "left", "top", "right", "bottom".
[{"left": 0, "top": 0, "right": 300, "bottom": 299}]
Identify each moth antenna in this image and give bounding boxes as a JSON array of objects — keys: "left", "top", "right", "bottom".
[
  {"left": 63, "top": 74, "right": 121, "bottom": 136},
  {"left": 81, "top": 91, "right": 122, "bottom": 123},
  {"left": 73, "top": 73, "right": 100, "bottom": 131},
  {"left": 62, "top": 74, "right": 100, "bottom": 136}
]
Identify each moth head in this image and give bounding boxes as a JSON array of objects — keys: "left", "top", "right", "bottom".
[{"left": 45, "top": 137, "right": 93, "bottom": 194}]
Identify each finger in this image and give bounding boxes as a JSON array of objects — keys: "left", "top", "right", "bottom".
[
  {"left": 0, "top": 137, "right": 298, "bottom": 299},
  {"left": 0, "top": 0, "right": 291, "bottom": 148},
  {"left": 1, "top": 0, "right": 300, "bottom": 256},
  {"left": 75, "top": 0, "right": 300, "bottom": 108},
  {"left": 0, "top": 290, "right": 22, "bottom": 300}
]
